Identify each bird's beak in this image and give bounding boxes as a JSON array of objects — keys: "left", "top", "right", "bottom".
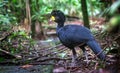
[
  {"left": 49, "top": 16, "right": 55, "bottom": 25},
  {"left": 50, "top": 16, "right": 55, "bottom": 21}
]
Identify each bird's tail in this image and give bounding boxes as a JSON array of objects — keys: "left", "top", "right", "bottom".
[{"left": 87, "top": 40, "right": 105, "bottom": 60}]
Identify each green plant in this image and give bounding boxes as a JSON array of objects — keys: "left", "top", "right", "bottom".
[{"left": 0, "top": 0, "right": 17, "bottom": 31}]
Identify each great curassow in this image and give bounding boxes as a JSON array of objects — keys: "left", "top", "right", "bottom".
[{"left": 50, "top": 10, "right": 105, "bottom": 65}]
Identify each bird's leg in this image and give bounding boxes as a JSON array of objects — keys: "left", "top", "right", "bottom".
[
  {"left": 71, "top": 48, "right": 77, "bottom": 66},
  {"left": 81, "top": 48, "right": 89, "bottom": 64}
]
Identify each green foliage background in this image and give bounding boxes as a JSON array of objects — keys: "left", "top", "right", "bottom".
[{"left": 0, "top": 0, "right": 103, "bottom": 25}]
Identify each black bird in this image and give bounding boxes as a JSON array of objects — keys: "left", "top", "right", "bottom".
[{"left": 50, "top": 10, "right": 105, "bottom": 65}]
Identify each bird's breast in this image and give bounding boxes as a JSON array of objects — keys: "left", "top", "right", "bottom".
[{"left": 57, "top": 32, "right": 84, "bottom": 47}]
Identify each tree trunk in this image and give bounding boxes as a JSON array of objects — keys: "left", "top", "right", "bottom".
[
  {"left": 31, "top": 20, "right": 35, "bottom": 38},
  {"left": 39, "top": 21, "right": 45, "bottom": 39},
  {"left": 26, "top": 0, "right": 31, "bottom": 34},
  {"left": 34, "top": 21, "right": 45, "bottom": 40},
  {"left": 81, "top": 0, "right": 90, "bottom": 28}
]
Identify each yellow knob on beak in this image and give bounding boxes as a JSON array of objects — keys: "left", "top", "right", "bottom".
[{"left": 50, "top": 16, "right": 55, "bottom": 21}]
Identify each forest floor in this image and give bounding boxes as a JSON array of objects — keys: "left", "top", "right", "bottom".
[
  {"left": 0, "top": 34, "right": 118, "bottom": 73},
  {"left": 0, "top": 19, "right": 120, "bottom": 73},
  {"left": 0, "top": 40, "right": 107, "bottom": 73}
]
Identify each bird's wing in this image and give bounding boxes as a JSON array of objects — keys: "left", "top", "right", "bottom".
[{"left": 62, "top": 25, "right": 94, "bottom": 42}]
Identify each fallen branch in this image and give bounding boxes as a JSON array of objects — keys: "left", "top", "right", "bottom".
[
  {"left": 0, "top": 56, "right": 71, "bottom": 65},
  {"left": 29, "top": 62, "right": 55, "bottom": 65},
  {"left": 114, "top": 33, "right": 120, "bottom": 41},
  {"left": 0, "top": 49, "right": 17, "bottom": 59},
  {"left": 37, "top": 57, "right": 71, "bottom": 62},
  {"left": 40, "top": 44, "right": 63, "bottom": 53}
]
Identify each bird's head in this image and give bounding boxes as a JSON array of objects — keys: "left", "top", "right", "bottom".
[{"left": 50, "top": 10, "right": 66, "bottom": 23}]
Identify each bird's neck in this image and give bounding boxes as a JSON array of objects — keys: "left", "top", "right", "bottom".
[{"left": 57, "top": 22, "right": 64, "bottom": 30}]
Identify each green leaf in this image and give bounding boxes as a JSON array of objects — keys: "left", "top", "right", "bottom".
[{"left": 109, "top": 1, "right": 120, "bottom": 14}]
